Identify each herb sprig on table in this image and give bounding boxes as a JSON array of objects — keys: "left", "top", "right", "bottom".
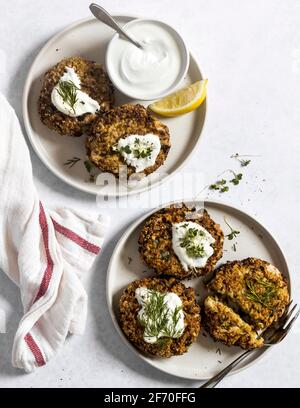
[
  {"left": 64, "top": 156, "right": 81, "bottom": 168},
  {"left": 224, "top": 217, "right": 240, "bottom": 240}
]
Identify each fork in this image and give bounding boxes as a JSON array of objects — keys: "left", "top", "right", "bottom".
[{"left": 200, "top": 302, "right": 300, "bottom": 388}]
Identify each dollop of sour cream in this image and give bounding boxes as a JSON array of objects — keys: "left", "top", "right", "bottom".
[
  {"left": 172, "top": 222, "right": 215, "bottom": 271},
  {"left": 51, "top": 67, "right": 100, "bottom": 117},
  {"left": 114, "top": 134, "right": 161, "bottom": 173},
  {"left": 107, "top": 20, "right": 185, "bottom": 99},
  {"left": 135, "top": 287, "right": 184, "bottom": 344}
]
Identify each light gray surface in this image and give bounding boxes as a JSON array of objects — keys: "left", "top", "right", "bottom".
[{"left": 0, "top": 0, "right": 299, "bottom": 388}]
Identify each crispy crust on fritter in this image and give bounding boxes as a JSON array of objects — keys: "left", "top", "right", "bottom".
[
  {"left": 39, "top": 56, "right": 114, "bottom": 137},
  {"left": 119, "top": 277, "right": 200, "bottom": 358},
  {"left": 138, "top": 204, "right": 224, "bottom": 279},
  {"left": 207, "top": 258, "right": 290, "bottom": 329},
  {"left": 86, "top": 104, "right": 170, "bottom": 177},
  {"left": 203, "top": 296, "right": 264, "bottom": 349}
]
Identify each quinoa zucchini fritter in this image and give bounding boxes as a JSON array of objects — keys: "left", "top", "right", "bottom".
[
  {"left": 86, "top": 104, "right": 170, "bottom": 177},
  {"left": 207, "top": 258, "right": 289, "bottom": 330},
  {"left": 203, "top": 296, "right": 264, "bottom": 349},
  {"left": 39, "top": 56, "right": 114, "bottom": 136},
  {"left": 119, "top": 277, "right": 200, "bottom": 358},
  {"left": 138, "top": 204, "right": 224, "bottom": 279}
]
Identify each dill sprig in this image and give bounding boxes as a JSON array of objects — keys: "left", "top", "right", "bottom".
[
  {"left": 224, "top": 217, "right": 240, "bottom": 240},
  {"left": 56, "top": 80, "right": 79, "bottom": 114},
  {"left": 138, "top": 290, "right": 184, "bottom": 342},
  {"left": 64, "top": 156, "right": 81, "bottom": 168},
  {"left": 245, "top": 277, "right": 276, "bottom": 310}
]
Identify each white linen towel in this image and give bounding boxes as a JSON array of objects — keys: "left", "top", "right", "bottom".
[{"left": 0, "top": 93, "right": 108, "bottom": 372}]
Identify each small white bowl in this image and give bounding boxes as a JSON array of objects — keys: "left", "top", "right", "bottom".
[{"left": 106, "top": 18, "right": 190, "bottom": 101}]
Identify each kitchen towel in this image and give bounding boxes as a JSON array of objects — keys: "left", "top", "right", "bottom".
[{"left": 0, "top": 93, "right": 108, "bottom": 372}]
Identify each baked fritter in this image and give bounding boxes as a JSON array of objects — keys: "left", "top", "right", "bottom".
[
  {"left": 39, "top": 56, "right": 114, "bottom": 136},
  {"left": 208, "top": 258, "right": 289, "bottom": 329},
  {"left": 119, "top": 277, "right": 200, "bottom": 358},
  {"left": 203, "top": 296, "right": 264, "bottom": 349},
  {"left": 138, "top": 204, "right": 224, "bottom": 279},
  {"left": 86, "top": 104, "right": 170, "bottom": 177}
]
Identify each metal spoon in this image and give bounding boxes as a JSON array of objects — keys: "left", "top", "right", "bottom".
[{"left": 89, "top": 3, "right": 143, "bottom": 49}]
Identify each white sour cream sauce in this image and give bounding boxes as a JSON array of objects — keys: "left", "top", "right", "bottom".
[
  {"left": 51, "top": 67, "right": 100, "bottom": 117},
  {"left": 107, "top": 20, "right": 184, "bottom": 99},
  {"left": 115, "top": 134, "right": 161, "bottom": 172},
  {"left": 172, "top": 222, "right": 215, "bottom": 271},
  {"left": 135, "top": 287, "right": 185, "bottom": 344}
]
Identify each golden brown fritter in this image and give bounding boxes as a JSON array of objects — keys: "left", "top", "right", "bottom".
[
  {"left": 119, "top": 277, "right": 200, "bottom": 358},
  {"left": 138, "top": 204, "right": 224, "bottom": 279},
  {"left": 86, "top": 104, "right": 170, "bottom": 177},
  {"left": 208, "top": 258, "right": 290, "bottom": 330},
  {"left": 203, "top": 296, "right": 264, "bottom": 349},
  {"left": 39, "top": 56, "right": 114, "bottom": 136}
]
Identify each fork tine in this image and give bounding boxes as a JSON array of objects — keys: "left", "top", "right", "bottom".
[
  {"left": 283, "top": 308, "right": 300, "bottom": 332},
  {"left": 261, "top": 302, "right": 295, "bottom": 341}
]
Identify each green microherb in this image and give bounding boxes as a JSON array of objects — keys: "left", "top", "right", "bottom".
[
  {"left": 138, "top": 290, "right": 184, "bottom": 342},
  {"left": 229, "top": 171, "right": 243, "bottom": 185},
  {"left": 179, "top": 227, "right": 207, "bottom": 258},
  {"left": 56, "top": 80, "right": 79, "bottom": 114},
  {"left": 224, "top": 217, "right": 240, "bottom": 240},
  {"left": 64, "top": 156, "right": 81, "bottom": 168},
  {"left": 114, "top": 139, "right": 153, "bottom": 160},
  {"left": 245, "top": 277, "right": 276, "bottom": 310},
  {"left": 231, "top": 153, "right": 257, "bottom": 167}
]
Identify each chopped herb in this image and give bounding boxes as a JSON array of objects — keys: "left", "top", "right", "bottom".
[
  {"left": 224, "top": 217, "right": 240, "bottom": 240},
  {"left": 232, "top": 243, "right": 237, "bottom": 252},
  {"left": 56, "top": 80, "right": 79, "bottom": 114},
  {"left": 245, "top": 277, "right": 276, "bottom": 310},
  {"left": 128, "top": 256, "right": 132, "bottom": 265},
  {"left": 216, "top": 348, "right": 222, "bottom": 355},
  {"left": 64, "top": 156, "right": 81, "bottom": 168},
  {"left": 84, "top": 160, "right": 94, "bottom": 173}
]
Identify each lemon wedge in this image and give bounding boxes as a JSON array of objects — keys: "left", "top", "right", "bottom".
[{"left": 149, "top": 79, "right": 208, "bottom": 117}]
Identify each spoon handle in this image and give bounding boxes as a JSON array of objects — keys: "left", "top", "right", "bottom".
[{"left": 89, "top": 3, "right": 143, "bottom": 49}]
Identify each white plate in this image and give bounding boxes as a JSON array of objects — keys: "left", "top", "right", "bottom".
[
  {"left": 107, "top": 199, "right": 291, "bottom": 380},
  {"left": 22, "top": 16, "right": 206, "bottom": 196}
]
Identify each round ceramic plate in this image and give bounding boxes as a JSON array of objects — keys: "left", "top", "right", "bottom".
[
  {"left": 23, "top": 16, "right": 206, "bottom": 196},
  {"left": 107, "top": 199, "right": 291, "bottom": 380}
]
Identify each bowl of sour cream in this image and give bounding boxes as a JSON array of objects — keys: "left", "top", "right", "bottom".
[{"left": 106, "top": 19, "right": 189, "bottom": 100}]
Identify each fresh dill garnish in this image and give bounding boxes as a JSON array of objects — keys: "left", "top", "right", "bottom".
[
  {"left": 179, "top": 227, "right": 207, "bottom": 258},
  {"left": 224, "top": 217, "right": 240, "bottom": 240},
  {"left": 138, "top": 290, "right": 184, "bottom": 342},
  {"left": 64, "top": 156, "right": 81, "bottom": 168},
  {"left": 245, "top": 277, "right": 276, "bottom": 310},
  {"left": 56, "top": 80, "right": 79, "bottom": 114}
]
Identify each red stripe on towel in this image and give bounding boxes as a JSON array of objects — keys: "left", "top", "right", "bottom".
[
  {"left": 51, "top": 217, "right": 100, "bottom": 255},
  {"left": 33, "top": 202, "right": 54, "bottom": 303},
  {"left": 24, "top": 332, "right": 46, "bottom": 367}
]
